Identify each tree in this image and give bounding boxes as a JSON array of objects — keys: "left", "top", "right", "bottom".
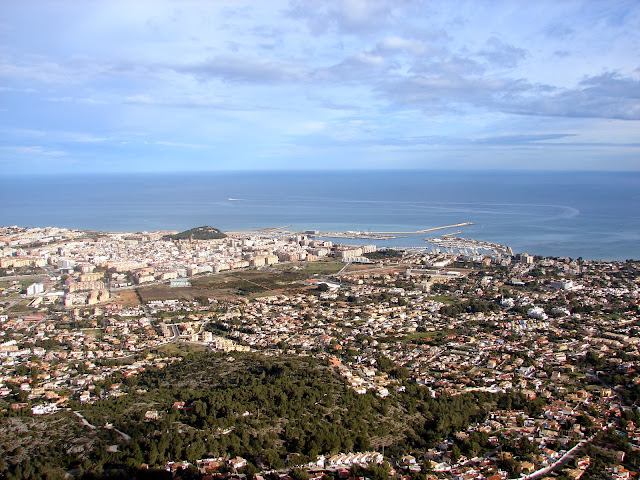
[
  {"left": 30, "top": 366, "right": 40, "bottom": 387},
  {"left": 450, "top": 445, "right": 461, "bottom": 462},
  {"left": 291, "top": 468, "right": 309, "bottom": 480},
  {"left": 366, "top": 462, "right": 391, "bottom": 480},
  {"left": 148, "top": 444, "right": 159, "bottom": 466},
  {"left": 263, "top": 449, "right": 284, "bottom": 469}
]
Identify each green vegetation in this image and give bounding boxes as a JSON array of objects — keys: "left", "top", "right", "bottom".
[
  {"left": 155, "top": 342, "right": 208, "bottom": 356},
  {"left": 424, "top": 294, "right": 457, "bottom": 304},
  {"left": 164, "top": 226, "right": 226, "bottom": 241},
  {"left": 0, "top": 351, "right": 515, "bottom": 479},
  {"left": 363, "top": 249, "right": 404, "bottom": 260},
  {"left": 295, "top": 260, "right": 345, "bottom": 275},
  {"left": 138, "top": 270, "right": 308, "bottom": 302}
]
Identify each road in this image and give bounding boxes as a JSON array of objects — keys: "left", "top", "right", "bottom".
[
  {"left": 1, "top": 296, "right": 26, "bottom": 313},
  {"left": 74, "top": 410, "right": 131, "bottom": 441},
  {"left": 104, "top": 423, "right": 132, "bottom": 441},
  {"left": 336, "top": 262, "right": 352, "bottom": 275},
  {"left": 520, "top": 423, "right": 613, "bottom": 479},
  {"left": 161, "top": 323, "right": 180, "bottom": 340},
  {"left": 73, "top": 411, "right": 96, "bottom": 430}
]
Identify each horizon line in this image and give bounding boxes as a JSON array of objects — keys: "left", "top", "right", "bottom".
[{"left": 4, "top": 168, "right": 640, "bottom": 177}]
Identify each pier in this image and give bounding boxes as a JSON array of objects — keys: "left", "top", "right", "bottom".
[
  {"left": 368, "top": 222, "right": 473, "bottom": 235},
  {"left": 229, "top": 222, "right": 473, "bottom": 239},
  {"left": 312, "top": 222, "right": 474, "bottom": 240}
]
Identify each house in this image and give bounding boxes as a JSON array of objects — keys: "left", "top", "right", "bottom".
[
  {"left": 228, "top": 456, "right": 247, "bottom": 470},
  {"left": 401, "top": 455, "right": 416, "bottom": 465},
  {"left": 144, "top": 410, "right": 159, "bottom": 420}
]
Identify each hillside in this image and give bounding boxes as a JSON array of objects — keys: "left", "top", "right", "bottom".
[
  {"left": 164, "top": 225, "right": 226, "bottom": 241},
  {"left": 0, "top": 351, "right": 511, "bottom": 479}
]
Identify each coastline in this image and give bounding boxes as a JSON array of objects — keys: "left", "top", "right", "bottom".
[{"left": 1, "top": 170, "right": 638, "bottom": 261}]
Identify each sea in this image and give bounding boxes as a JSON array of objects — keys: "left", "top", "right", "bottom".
[{"left": 1, "top": 170, "right": 639, "bottom": 261}]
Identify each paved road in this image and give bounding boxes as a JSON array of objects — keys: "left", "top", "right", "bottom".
[
  {"left": 73, "top": 411, "right": 96, "bottom": 430},
  {"left": 75, "top": 410, "right": 131, "bottom": 441},
  {"left": 105, "top": 424, "right": 131, "bottom": 441},
  {"left": 336, "top": 262, "right": 352, "bottom": 275},
  {"left": 520, "top": 423, "right": 613, "bottom": 479}
]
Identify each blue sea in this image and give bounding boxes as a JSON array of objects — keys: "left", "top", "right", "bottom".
[{"left": 1, "top": 170, "right": 639, "bottom": 261}]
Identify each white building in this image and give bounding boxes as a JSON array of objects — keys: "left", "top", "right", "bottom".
[
  {"left": 527, "top": 306, "right": 548, "bottom": 320},
  {"left": 26, "top": 282, "right": 44, "bottom": 296}
]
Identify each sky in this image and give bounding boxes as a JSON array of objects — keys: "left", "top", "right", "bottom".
[{"left": 1, "top": 0, "right": 639, "bottom": 174}]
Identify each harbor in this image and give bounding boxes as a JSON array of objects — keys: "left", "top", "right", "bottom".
[
  {"left": 234, "top": 222, "right": 514, "bottom": 258},
  {"left": 425, "top": 236, "right": 514, "bottom": 257},
  {"left": 312, "top": 222, "right": 474, "bottom": 240}
]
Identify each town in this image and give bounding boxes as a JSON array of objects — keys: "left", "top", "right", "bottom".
[{"left": 0, "top": 225, "right": 638, "bottom": 480}]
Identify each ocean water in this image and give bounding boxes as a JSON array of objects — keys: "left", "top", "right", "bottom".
[{"left": 1, "top": 170, "right": 639, "bottom": 261}]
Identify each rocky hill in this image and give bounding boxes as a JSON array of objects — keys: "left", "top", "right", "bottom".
[{"left": 164, "top": 225, "right": 227, "bottom": 240}]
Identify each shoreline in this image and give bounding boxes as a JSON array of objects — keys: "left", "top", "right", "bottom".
[{"left": 1, "top": 224, "right": 637, "bottom": 262}]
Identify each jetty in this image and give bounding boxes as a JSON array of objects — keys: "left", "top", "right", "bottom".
[
  {"left": 367, "top": 222, "right": 473, "bottom": 235},
  {"left": 229, "top": 222, "right": 473, "bottom": 240}
]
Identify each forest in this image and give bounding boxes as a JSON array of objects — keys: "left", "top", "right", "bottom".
[{"left": 0, "top": 351, "right": 540, "bottom": 480}]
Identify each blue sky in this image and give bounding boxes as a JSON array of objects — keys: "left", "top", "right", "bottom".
[{"left": 1, "top": 0, "right": 639, "bottom": 173}]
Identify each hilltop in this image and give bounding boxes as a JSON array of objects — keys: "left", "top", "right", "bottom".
[{"left": 164, "top": 225, "right": 227, "bottom": 241}]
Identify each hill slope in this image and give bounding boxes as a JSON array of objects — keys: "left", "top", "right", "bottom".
[{"left": 164, "top": 225, "right": 226, "bottom": 240}]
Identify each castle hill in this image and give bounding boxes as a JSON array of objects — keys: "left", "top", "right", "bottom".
[{"left": 0, "top": 225, "right": 638, "bottom": 480}]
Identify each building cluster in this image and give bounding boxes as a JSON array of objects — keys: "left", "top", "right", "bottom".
[
  {"left": 0, "top": 226, "right": 376, "bottom": 306},
  {"left": 0, "top": 225, "right": 639, "bottom": 479}
]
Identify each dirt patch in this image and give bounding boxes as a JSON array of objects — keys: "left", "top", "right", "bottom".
[
  {"left": 137, "top": 270, "right": 309, "bottom": 302},
  {"left": 136, "top": 284, "right": 201, "bottom": 303},
  {"left": 110, "top": 289, "right": 140, "bottom": 306},
  {"left": 156, "top": 342, "right": 208, "bottom": 356}
]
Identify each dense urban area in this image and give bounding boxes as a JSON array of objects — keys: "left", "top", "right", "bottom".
[{"left": 0, "top": 225, "right": 638, "bottom": 480}]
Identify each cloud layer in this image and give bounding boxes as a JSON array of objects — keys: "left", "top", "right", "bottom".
[{"left": 1, "top": 0, "right": 639, "bottom": 173}]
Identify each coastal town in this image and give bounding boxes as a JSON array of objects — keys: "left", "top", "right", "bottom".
[{"left": 0, "top": 225, "right": 638, "bottom": 480}]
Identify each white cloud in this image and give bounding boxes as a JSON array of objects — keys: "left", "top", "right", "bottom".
[
  {"left": 180, "top": 56, "right": 306, "bottom": 84},
  {"left": 0, "top": 0, "right": 638, "bottom": 173},
  {"left": 155, "top": 141, "right": 209, "bottom": 148},
  {"left": 291, "top": 121, "right": 326, "bottom": 135},
  {"left": 377, "top": 35, "right": 426, "bottom": 54},
  {"left": 2, "top": 145, "right": 66, "bottom": 156},
  {"left": 48, "top": 96, "right": 107, "bottom": 105}
]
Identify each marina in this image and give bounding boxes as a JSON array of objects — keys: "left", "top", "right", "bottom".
[
  {"left": 425, "top": 236, "right": 514, "bottom": 257},
  {"left": 313, "top": 222, "right": 474, "bottom": 241},
  {"left": 229, "top": 221, "right": 515, "bottom": 259}
]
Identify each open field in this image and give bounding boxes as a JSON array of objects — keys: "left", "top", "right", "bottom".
[
  {"left": 156, "top": 342, "right": 208, "bottom": 355},
  {"left": 80, "top": 328, "right": 102, "bottom": 338},
  {"left": 0, "top": 279, "right": 38, "bottom": 290},
  {"left": 342, "top": 263, "right": 383, "bottom": 273},
  {"left": 273, "top": 259, "right": 345, "bottom": 275},
  {"left": 110, "top": 289, "right": 140, "bottom": 306},
  {"left": 424, "top": 295, "right": 458, "bottom": 304},
  {"left": 1, "top": 298, "right": 31, "bottom": 314},
  {"left": 137, "top": 269, "right": 311, "bottom": 302}
]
